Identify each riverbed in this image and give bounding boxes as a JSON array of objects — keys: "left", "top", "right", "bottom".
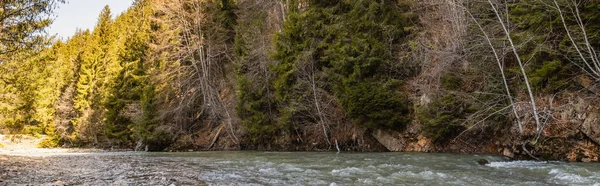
[{"left": 1, "top": 151, "right": 599, "bottom": 185}]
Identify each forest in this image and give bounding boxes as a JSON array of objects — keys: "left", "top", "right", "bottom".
[{"left": 0, "top": 0, "right": 598, "bottom": 162}]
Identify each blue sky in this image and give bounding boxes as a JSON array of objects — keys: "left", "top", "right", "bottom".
[{"left": 48, "top": 0, "right": 134, "bottom": 40}]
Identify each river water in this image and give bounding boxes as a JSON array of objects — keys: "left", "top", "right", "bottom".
[{"left": 2, "top": 151, "right": 600, "bottom": 185}]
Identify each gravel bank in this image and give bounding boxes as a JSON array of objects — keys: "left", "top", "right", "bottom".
[{"left": 0, "top": 153, "right": 208, "bottom": 186}]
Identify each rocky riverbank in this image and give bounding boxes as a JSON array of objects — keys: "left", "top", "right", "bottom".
[
  {"left": 0, "top": 135, "right": 203, "bottom": 185},
  {"left": 0, "top": 153, "right": 208, "bottom": 185}
]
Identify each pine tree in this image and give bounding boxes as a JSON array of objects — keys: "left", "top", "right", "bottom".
[
  {"left": 72, "top": 6, "right": 120, "bottom": 144},
  {"left": 271, "top": 0, "right": 414, "bottom": 132},
  {"left": 0, "top": 0, "right": 65, "bottom": 56},
  {"left": 105, "top": 2, "right": 154, "bottom": 146}
]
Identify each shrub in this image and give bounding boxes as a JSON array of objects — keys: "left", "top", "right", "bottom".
[
  {"left": 237, "top": 78, "right": 278, "bottom": 143},
  {"left": 339, "top": 81, "right": 412, "bottom": 130},
  {"left": 38, "top": 135, "right": 60, "bottom": 148},
  {"left": 529, "top": 60, "right": 570, "bottom": 92},
  {"left": 441, "top": 74, "right": 462, "bottom": 90},
  {"left": 418, "top": 94, "right": 470, "bottom": 142},
  {"left": 144, "top": 129, "right": 175, "bottom": 151}
]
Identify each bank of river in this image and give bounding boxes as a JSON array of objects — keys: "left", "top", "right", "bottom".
[{"left": 1, "top": 151, "right": 600, "bottom": 185}]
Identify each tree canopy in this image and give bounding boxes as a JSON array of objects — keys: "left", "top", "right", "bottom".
[{"left": 0, "top": 0, "right": 64, "bottom": 56}]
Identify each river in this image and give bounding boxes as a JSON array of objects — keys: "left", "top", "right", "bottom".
[{"left": 1, "top": 151, "right": 600, "bottom": 185}]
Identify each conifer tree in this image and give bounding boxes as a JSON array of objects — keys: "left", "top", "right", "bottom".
[
  {"left": 105, "top": 2, "right": 154, "bottom": 146},
  {"left": 0, "top": 0, "right": 64, "bottom": 56},
  {"left": 72, "top": 6, "right": 119, "bottom": 144},
  {"left": 271, "top": 0, "right": 414, "bottom": 132}
]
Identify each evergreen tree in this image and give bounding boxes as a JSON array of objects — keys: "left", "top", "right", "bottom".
[
  {"left": 72, "top": 6, "right": 120, "bottom": 144},
  {"left": 271, "top": 0, "right": 414, "bottom": 132},
  {"left": 105, "top": 2, "right": 154, "bottom": 146},
  {"left": 0, "top": 0, "right": 64, "bottom": 56}
]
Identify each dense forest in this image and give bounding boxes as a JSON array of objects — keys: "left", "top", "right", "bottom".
[{"left": 0, "top": 0, "right": 598, "bottom": 162}]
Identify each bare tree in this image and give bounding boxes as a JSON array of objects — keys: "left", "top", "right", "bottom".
[
  {"left": 467, "top": 9, "right": 524, "bottom": 133},
  {"left": 553, "top": 0, "right": 600, "bottom": 82},
  {"left": 486, "top": 0, "right": 543, "bottom": 134},
  {"left": 152, "top": 0, "right": 238, "bottom": 145},
  {"left": 296, "top": 51, "right": 332, "bottom": 146}
]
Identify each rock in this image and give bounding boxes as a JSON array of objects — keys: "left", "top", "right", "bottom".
[
  {"left": 582, "top": 111, "right": 600, "bottom": 143},
  {"left": 371, "top": 130, "right": 405, "bottom": 151},
  {"left": 420, "top": 94, "right": 431, "bottom": 105},
  {"left": 502, "top": 148, "right": 514, "bottom": 159},
  {"left": 477, "top": 159, "right": 489, "bottom": 165},
  {"left": 415, "top": 135, "right": 433, "bottom": 152}
]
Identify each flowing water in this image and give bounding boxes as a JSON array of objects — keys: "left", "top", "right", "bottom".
[
  {"left": 144, "top": 152, "right": 600, "bottom": 185},
  {"left": 2, "top": 151, "right": 600, "bottom": 185}
]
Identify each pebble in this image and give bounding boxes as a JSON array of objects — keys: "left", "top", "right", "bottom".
[{"left": 0, "top": 155, "right": 208, "bottom": 185}]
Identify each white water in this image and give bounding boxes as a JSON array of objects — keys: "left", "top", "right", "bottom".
[
  {"left": 139, "top": 152, "right": 600, "bottom": 185},
  {"left": 3, "top": 151, "right": 600, "bottom": 185}
]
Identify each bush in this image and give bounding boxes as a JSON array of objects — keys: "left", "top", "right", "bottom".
[
  {"left": 441, "top": 74, "right": 462, "bottom": 90},
  {"left": 237, "top": 78, "right": 278, "bottom": 143},
  {"left": 529, "top": 60, "right": 570, "bottom": 92},
  {"left": 340, "top": 81, "right": 412, "bottom": 130},
  {"left": 240, "top": 103, "right": 277, "bottom": 143},
  {"left": 23, "top": 125, "right": 43, "bottom": 136},
  {"left": 38, "top": 135, "right": 61, "bottom": 148},
  {"left": 418, "top": 94, "right": 470, "bottom": 143},
  {"left": 144, "top": 129, "right": 175, "bottom": 151}
]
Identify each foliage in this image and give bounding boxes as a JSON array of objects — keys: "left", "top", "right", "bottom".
[
  {"left": 0, "top": 0, "right": 67, "bottom": 134},
  {"left": 271, "top": 0, "right": 415, "bottom": 131},
  {"left": 529, "top": 60, "right": 570, "bottom": 92},
  {"left": 233, "top": 0, "right": 279, "bottom": 143},
  {"left": 340, "top": 81, "right": 411, "bottom": 130},
  {"left": 509, "top": 0, "right": 600, "bottom": 92},
  {"left": 237, "top": 78, "right": 277, "bottom": 142},
  {"left": 39, "top": 135, "right": 60, "bottom": 148},
  {"left": 1, "top": 0, "right": 598, "bottom": 151},
  {"left": 104, "top": 2, "right": 154, "bottom": 146},
  {"left": 0, "top": 0, "right": 64, "bottom": 56},
  {"left": 0, "top": 1, "right": 159, "bottom": 148},
  {"left": 441, "top": 74, "right": 462, "bottom": 90},
  {"left": 418, "top": 94, "right": 471, "bottom": 143}
]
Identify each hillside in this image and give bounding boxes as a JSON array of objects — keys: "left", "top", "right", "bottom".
[{"left": 0, "top": 0, "right": 598, "bottom": 162}]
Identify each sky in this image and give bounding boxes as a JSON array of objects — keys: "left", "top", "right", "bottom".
[{"left": 47, "top": 0, "right": 134, "bottom": 40}]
